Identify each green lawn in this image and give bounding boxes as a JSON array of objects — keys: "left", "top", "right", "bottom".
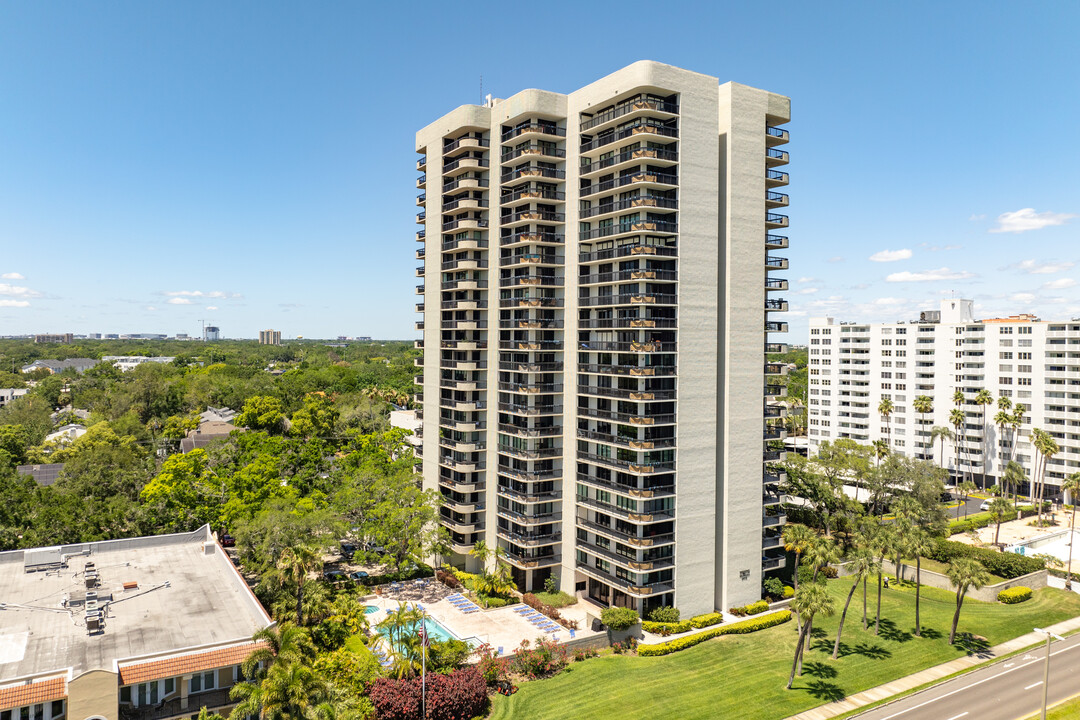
[
  {"left": 899, "top": 555, "right": 1005, "bottom": 584},
  {"left": 532, "top": 591, "right": 577, "bottom": 608},
  {"left": 1022, "top": 692, "right": 1080, "bottom": 719},
  {"left": 488, "top": 578, "right": 1080, "bottom": 720}
]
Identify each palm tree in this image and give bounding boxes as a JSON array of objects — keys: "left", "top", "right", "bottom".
[
  {"left": 276, "top": 544, "right": 322, "bottom": 626},
  {"left": 914, "top": 395, "right": 934, "bottom": 459},
  {"left": 949, "top": 408, "right": 965, "bottom": 486},
  {"left": 930, "top": 426, "right": 954, "bottom": 471},
  {"left": 782, "top": 524, "right": 816, "bottom": 636},
  {"left": 242, "top": 624, "right": 317, "bottom": 679},
  {"left": 994, "top": 408, "right": 1011, "bottom": 471},
  {"left": 878, "top": 397, "right": 894, "bottom": 455},
  {"left": 974, "top": 389, "right": 994, "bottom": 490},
  {"left": 989, "top": 496, "right": 1012, "bottom": 547},
  {"left": 1032, "top": 428, "right": 1060, "bottom": 524},
  {"left": 1003, "top": 460, "right": 1027, "bottom": 509},
  {"left": 786, "top": 583, "right": 835, "bottom": 690},
  {"left": 871, "top": 522, "right": 897, "bottom": 635},
  {"left": 377, "top": 603, "right": 424, "bottom": 678},
  {"left": 952, "top": 389, "right": 966, "bottom": 485},
  {"left": 1010, "top": 406, "right": 1025, "bottom": 469},
  {"left": 230, "top": 658, "right": 329, "bottom": 720},
  {"left": 957, "top": 480, "right": 977, "bottom": 519},
  {"left": 946, "top": 557, "right": 991, "bottom": 644},
  {"left": 801, "top": 536, "right": 840, "bottom": 652},
  {"left": 906, "top": 528, "right": 934, "bottom": 638},
  {"left": 468, "top": 539, "right": 491, "bottom": 572},
  {"left": 1063, "top": 472, "right": 1080, "bottom": 590},
  {"left": 832, "top": 547, "right": 879, "bottom": 659},
  {"left": 872, "top": 439, "right": 889, "bottom": 467}
]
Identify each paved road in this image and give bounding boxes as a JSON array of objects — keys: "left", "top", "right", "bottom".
[
  {"left": 853, "top": 632, "right": 1080, "bottom": 720},
  {"left": 948, "top": 494, "right": 987, "bottom": 521}
]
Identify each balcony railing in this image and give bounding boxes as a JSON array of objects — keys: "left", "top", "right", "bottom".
[
  {"left": 501, "top": 144, "right": 566, "bottom": 162},
  {"left": 580, "top": 147, "right": 679, "bottom": 174},
  {"left": 580, "top": 269, "right": 678, "bottom": 284},
  {"left": 579, "top": 221, "right": 678, "bottom": 240},
  {"left": 579, "top": 243, "right": 677, "bottom": 263},
  {"left": 501, "top": 188, "right": 565, "bottom": 203},
  {"left": 502, "top": 211, "right": 565, "bottom": 224},
  {"left": 504, "top": 231, "right": 565, "bottom": 245},
  {"left": 501, "top": 123, "right": 566, "bottom": 142},
  {"left": 578, "top": 384, "right": 676, "bottom": 400},
  {"left": 580, "top": 121, "right": 678, "bottom": 152},
  {"left": 580, "top": 97, "right": 679, "bottom": 132},
  {"left": 577, "top": 293, "right": 678, "bottom": 307},
  {"left": 580, "top": 173, "right": 678, "bottom": 198},
  {"left": 501, "top": 166, "right": 566, "bottom": 182},
  {"left": 579, "top": 195, "right": 678, "bottom": 219}
]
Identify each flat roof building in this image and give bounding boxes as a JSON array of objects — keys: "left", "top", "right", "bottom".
[
  {"left": 34, "top": 334, "right": 73, "bottom": 344},
  {"left": 258, "top": 330, "right": 281, "bottom": 346},
  {"left": 412, "top": 60, "right": 791, "bottom": 616},
  {"left": 0, "top": 526, "right": 272, "bottom": 720}
]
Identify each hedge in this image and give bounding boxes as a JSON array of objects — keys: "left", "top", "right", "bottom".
[
  {"left": 638, "top": 611, "right": 791, "bottom": 657},
  {"left": 948, "top": 505, "right": 1040, "bottom": 536},
  {"left": 924, "top": 538, "right": 1044, "bottom": 580},
  {"left": 730, "top": 599, "right": 770, "bottom": 617},
  {"left": 998, "top": 586, "right": 1033, "bottom": 604},
  {"left": 600, "top": 607, "right": 640, "bottom": 631},
  {"left": 641, "top": 612, "right": 724, "bottom": 636}
]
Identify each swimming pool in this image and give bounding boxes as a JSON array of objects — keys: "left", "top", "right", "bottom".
[
  {"left": 1006, "top": 529, "right": 1079, "bottom": 562},
  {"left": 364, "top": 605, "right": 379, "bottom": 615},
  {"left": 376, "top": 615, "right": 459, "bottom": 646}
]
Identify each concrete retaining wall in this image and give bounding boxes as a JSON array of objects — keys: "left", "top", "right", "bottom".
[{"left": 882, "top": 560, "right": 1047, "bottom": 602}]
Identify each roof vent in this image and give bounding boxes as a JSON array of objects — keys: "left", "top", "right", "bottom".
[{"left": 203, "top": 541, "right": 216, "bottom": 556}]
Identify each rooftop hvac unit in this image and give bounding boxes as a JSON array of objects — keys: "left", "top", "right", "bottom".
[{"left": 203, "top": 541, "right": 216, "bottom": 556}]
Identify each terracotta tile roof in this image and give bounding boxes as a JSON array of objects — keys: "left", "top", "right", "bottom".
[
  {"left": 118, "top": 642, "right": 268, "bottom": 685},
  {"left": 0, "top": 677, "right": 67, "bottom": 710}
]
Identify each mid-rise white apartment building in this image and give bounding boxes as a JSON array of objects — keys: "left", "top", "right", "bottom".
[
  {"left": 809, "top": 298, "right": 1080, "bottom": 494},
  {"left": 412, "top": 61, "right": 791, "bottom": 616}
]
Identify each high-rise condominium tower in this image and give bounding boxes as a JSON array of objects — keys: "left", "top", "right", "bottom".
[{"left": 413, "top": 61, "right": 790, "bottom": 615}]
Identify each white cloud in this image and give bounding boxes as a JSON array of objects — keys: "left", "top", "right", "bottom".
[
  {"left": 0, "top": 283, "right": 42, "bottom": 298},
  {"left": 1011, "top": 259, "right": 1074, "bottom": 275},
  {"left": 167, "top": 297, "right": 193, "bottom": 305},
  {"left": 872, "top": 297, "right": 910, "bottom": 306},
  {"left": 1043, "top": 278, "right": 1077, "bottom": 290},
  {"left": 207, "top": 305, "right": 219, "bottom": 311},
  {"left": 1011, "top": 292, "right": 1036, "bottom": 303},
  {"left": 162, "top": 290, "right": 242, "bottom": 299},
  {"left": 827, "top": 256, "right": 844, "bottom": 263},
  {"left": 969, "top": 214, "right": 986, "bottom": 221},
  {"left": 885, "top": 267, "right": 976, "bottom": 282},
  {"left": 146, "top": 306, "right": 157, "bottom": 311},
  {"left": 1, "top": 272, "right": 24, "bottom": 280},
  {"left": 990, "top": 208, "right": 1076, "bottom": 234},
  {"left": 796, "top": 276, "right": 817, "bottom": 284},
  {"left": 869, "top": 248, "right": 912, "bottom": 262},
  {"left": 793, "top": 288, "right": 819, "bottom": 295},
  {"left": 0, "top": 299, "right": 30, "bottom": 308}
]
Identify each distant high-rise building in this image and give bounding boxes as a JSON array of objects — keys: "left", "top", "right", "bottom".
[
  {"left": 412, "top": 61, "right": 791, "bottom": 616},
  {"left": 203, "top": 326, "right": 221, "bottom": 341},
  {"left": 34, "top": 334, "right": 73, "bottom": 344},
  {"left": 259, "top": 329, "right": 282, "bottom": 346}
]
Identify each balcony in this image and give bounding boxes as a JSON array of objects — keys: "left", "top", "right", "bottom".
[
  {"left": 579, "top": 172, "right": 678, "bottom": 198},
  {"left": 577, "top": 429, "right": 676, "bottom": 451},
  {"left": 416, "top": 212, "right": 426, "bottom": 225},
  {"left": 443, "top": 177, "right": 489, "bottom": 194},
  {"left": 416, "top": 193, "right": 426, "bottom": 207},
  {"left": 577, "top": 406, "right": 676, "bottom": 425},
  {"left": 580, "top": 268, "right": 678, "bottom": 285},
  {"left": 416, "top": 175, "right": 426, "bottom": 189},
  {"left": 578, "top": 384, "right": 676, "bottom": 401},
  {"left": 416, "top": 156, "right": 427, "bottom": 172},
  {"left": 498, "top": 402, "right": 563, "bottom": 417},
  {"left": 499, "top": 360, "right": 563, "bottom": 373},
  {"left": 501, "top": 123, "right": 566, "bottom": 142},
  {"left": 501, "top": 144, "right": 566, "bottom": 163},
  {"left": 574, "top": 561, "right": 672, "bottom": 597},
  {"left": 415, "top": 321, "right": 424, "bottom": 331},
  {"left": 499, "top": 296, "right": 563, "bottom": 309},
  {"left": 416, "top": 229, "right": 426, "bottom": 242},
  {"left": 415, "top": 284, "right": 425, "bottom": 295},
  {"left": 579, "top": 148, "right": 679, "bottom": 178},
  {"left": 765, "top": 255, "right": 788, "bottom": 270},
  {"left": 501, "top": 188, "right": 565, "bottom": 204},
  {"left": 578, "top": 293, "right": 678, "bottom": 308},
  {"left": 578, "top": 362, "right": 676, "bottom": 377},
  {"left": 580, "top": 120, "right": 678, "bottom": 154},
  {"left": 579, "top": 195, "right": 678, "bottom": 220},
  {"left": 442, "top": 236, "right": 488, "bottom": 252},
  {"left": 578, "top": 317, "right": 678, "bottom": 330},
  {"left": 766, "top": 191, "right": 789, "bottom": 208},
  {"left": 499, "top": 274, "right": 564, "bottom": 288},
  {"left": 441, "top": 257, "right": 485, "bottom": 271},
  {"left": 766, "top": 148, "right": 789, "bottom": 166},
  {"left": 502, "top": 210, "right": 566, "bottom": 228},
  {"left": 443, "top": 136, "right": 490, "bottom": 154},
  {"left": 498, "top": 381, "right": 563, "bottom": 395},
  {"left": 766, "top": 126, "right": 790, "bottom": 145},
  {"left": 766, "top": 213, "right": 789, "bottom": 229},
  {"left": 121, "top": 688, "right": 236, "bottom": 720},
  {"left": 496, "top": 528, "right": 563, "bottom": 548},
  {"left": 765, "top": 342, "right": 788, "bottom": 353},
  {"left": 415, "top": 265, "right": 425, "bottom": 277},
  {"left": 576, "top": 517, "right": 675, "bottom": 548},
  {"left": 579, "top": 220, "right": 678, "bottom": 241},
  {"left": 580, "top": 96, "right": 679, "bottom": 133},
  {"left": 766, "top": 234, "right": 788, "bottom": 250},
  {"left": 578, "top": 340, "right": 677, "bottom": 353},
  {"left": 578, "top": 242, "right": 677, "bottom": 263},
  {"left": 766, "top": 169, "right": 789, "bottom": 187},
  {"left": 443, "top": 156, "right": 489, "bottom": 177},
  {"left": 502, "top": 230, "right": 564, "bottom": 246},
  {"left": 577, "top": 472, "right": 674, "bottom": 499},
  {"left": 500, "top": 253, "right": 564, "bottom": 267},
  {"left": 443, "top": 196, "right": 489, "bottom": 212},
  {"left": 765, "top": 278, "right": 788, "bottom": 292},
  {"left": 764, "top": 362, "right": 787, "bottom": 376},
  {"left": 441, "top": 218, "right": 488, "bottom": 232},
  {"left": 765, "top": 298, "right": 788, "bottom": 312},
  {"left": 501, "top": 166, "right": 566, "bottom": 183}
]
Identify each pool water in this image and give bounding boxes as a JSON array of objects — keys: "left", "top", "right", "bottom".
[
  {"left": 364, "top": 605, "right": 379, "bottom": 614},
  {"left": 375, "top": 615, "right": 460, "bottom": 656}
]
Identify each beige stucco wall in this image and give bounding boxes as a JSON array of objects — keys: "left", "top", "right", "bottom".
[{"left": 68, "top": 670, "right": 118, "bottom": 720}]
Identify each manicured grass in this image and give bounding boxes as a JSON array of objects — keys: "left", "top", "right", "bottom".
[
  {"left": 489, "top": 578, "right": 1080, "bottom": 720},
  {"left": 899, "top": 555, "right": 1005, "bottom": 584},
  {"left": 1021, "top": 692, "right": 1080, "bottom": 719},
  {"left": 532, "top": 591, "right": 577, "bottom": 608}
]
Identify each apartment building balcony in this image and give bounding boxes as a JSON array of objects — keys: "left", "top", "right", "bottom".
[
  {"left": 576, "top": 472, "right": 675, "bottom": 499},
  {"left": 416, "top": 193, "right": 426, "bottom": 207},
  {"left": 417, "top": 229, "right": 426, "bottom": 242},
  {"left": 499, "top": 296, "right": 563, "bottom": 309},
  {"left": 762, "top": 534, "right": 783, "bottom": 551},
  {"left": 766, "top": 148, "right": 790, "bottom": 166},
  {"left": 501, "top": 187, "right": 566, "bottom": 204},
  {"left": 496, "top": 483, "right": 562, "bottom": 504},
  {"left": 443, "top": 156, "right": 489, "bottom": 177},
  {"left": 415, "top": 284, "right": 425, "bottom": 295},
  {"left": 441, "top": 218, "right": 488, "bottom": 232},
  {"left": 498, "top": 422, "right": 562, "bottom": 438},
  {"left": 501, "top": 166, "right": 566, "bottom": 183},
  {"left": 579, "top": 96, "right": 679, "bottom": 133},
  {"left": 577, "top": 406, "right": 676, "bottom": 425},
  {"left": 439, "top": 340, "right": 486, "bottom": 351},
  {"left": 766, "top": 298, "right": 789, "bottom": 312},
  {"left": 577, "top": 317, "right": 677, "bottom": 330},
  {"left": 499, "top": 253, "right": 564, "bottom": 268},
  {"left": 766, "top": 213, "right": 789, "bottom": 229},
  {"left": 499, "top": 361, "right": 564, "bottom": 373},
  {"left": 417, "top": 175, "right": 426, "bottom": 189},
  {"left": 501, "top": 123, "right": 566, "bottom": 142},
  {"left": 764, "top": 426, "right": 787, "bottom": 441},
  {"left": 500, "top": 144, "right": 566, "bottom": 163},
  {"left": 765, "top": 384, "right": 787, "bottom": 399},
  {"left": 577, "top": 362, "right": 677, "bottom": 377},
  {"left": 414, "top": 321, "right": 425, "bottom": 331},
  {"left": 440, "top": 299, "right": 486, "bottom": 312},
  {"left": 416, "top": 211, "right": 426, "bottom": 224},
  {"left": 578, "top": 242, "right": 678, "bottom": 263},
  {"left": 763, "top": 514, "right": 786, "bottom": 528},
  {"left": 579, "top": 196, "right": 678, "bottom": 222},
  {"left": 766, "top": 233, "right": 789, "bottom": 249},
  {"left": 498, "top": 381, "right": 564, "bottom": 395},
  {"left": 579, "top": 172, "right": 679, "bottom": 199},
  {"left": 440, "top": 279, "right": 487, "bottom": 291},
  {"left": 578, "top": 340, "right": 677, "bottom": 354},
  {"left": 503, "top": 230, "right": 565, "bottom": 246},
  {"left": 576, "top": 517, "right": 675, "bottom": 549},
  {"left": 765, "top": 278, "right": 788, "bottom": 292},
  {"left": 579, "top": 268, "right": 678, "bottom": 285},
  {"left": 766, "top": 342, "right": 789, "bottom": 353},
  {"left": 501, "top": 550, "right": 561, "bottom": 570},
  {"left": 578, "top": 385, "right": 676, "bottom": 401},
  {"left": 574, "top": 561, "right": 673, "bottom": 598},
  {"left": 579, "top": 220, "right": 678, "bottom": 241},
  {"left": 413, "top": 356, "right": 424, "bottom": 367},
  {"left": 442, "top": 236, "right": 488, "bottom": 252},
  {"left": 766, "top": 191, "right": 789, "bottom": 208},
  {"left": 496, "top": 505, "right": 561, "bottom": 527},
  {"left": 442, "top": 516, "right": 485, "bottom": 534},
  {"left": 121, "top": 688, "right": 236, "bottom": 720},
  {"left": 578, "top": 538, "right": 674, "bottom": 573},
  {"left": 439, "top": 358, "right": 486, "bottom": 371},
  {"left": 441, "top": 258, "right": 486, "bottom": 273},
  {"left": 577, "top": 428, "right": 676, "bottom": 451},
  {"left": 579, "top": 120, "right": 679, "bottom": 155},
  {"left": 579, "top": 147, "right": 679, "bottom": 178},
  {"left": 443, "top": 196, "right": 489, "bottom": 212},
  {"left": 765, "top": 255, "right": 788, "bottom": 271},
  {"left": 439, "top": 456, "right": 483, "bottom": 473},
  {"left": 766, "top": 169, "right": 789, "bottom": 187},
  {"left": 445, "top": 398, "right": 486, "bottom": 412},
  {"left": 443, "top": 136, "right": 490, "bottom": 155},
  {"left": 506, "top": 318, "right": 563, "bottom": 330},
  {"left": 496, "top": 527, "right": 563, "bottom": 548},
  {"left": 497, "top": 340, "right": 564, "bottom": 351},
  {"left": 766, "top": 125, "right": 790, "bottom": 145},
  {"left": 764, "top": 468, "right": 787, "bottom": 485},
  {"left": 766, "top": 321, "right": 789, "bottom": 333},
  {"left": 762, "top": 555, "right": 786, "bottom": 571},
  {"left": 501, "top": 211, "right": 566, "bottom": 228},
  {"left": 439, "top": 418, "right": 485, "bottom": 433},
  {"left": 764, "top": 362, "right": 788, "bottom": 376},
  {"left": 496, "top": 466, "right": 560, "bottom": 483},
  {"left": 764, "top": 405, "right": 787, "bottom": 419},
  {"left": 443, "top": 177, "right": 489, "bottom": 194},
  {"left": 439, "top": 378, "right": 485, "bottom": 392},
  {"left": 415, "top": 265, "right": 425, "bottom": 277},
  {"left": 498, "top": 402, "right": 563, "bottom": 417},
  {"left": 578, "top": 293, "right": 678, "bottom": 308},
  {"left": 440, "top": 436, "right": 486, "bottom": 453}
]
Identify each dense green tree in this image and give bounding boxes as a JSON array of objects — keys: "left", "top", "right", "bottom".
[{"left": 237, "top": 395, "right": 287, "bottom": 434}]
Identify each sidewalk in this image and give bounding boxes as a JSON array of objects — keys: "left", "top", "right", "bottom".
[{"left": 785, "top": 614, "right": 1080, "bottom": 720}]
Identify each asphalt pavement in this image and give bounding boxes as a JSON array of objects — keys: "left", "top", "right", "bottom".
[{"left": 852, "top": 632, "right": 1080, "bottom": 720}]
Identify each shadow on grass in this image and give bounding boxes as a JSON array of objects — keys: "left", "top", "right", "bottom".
[
  {"left": 954, "top": 633, "right": 993, "bottom": 659},
  {"left": 917, "top": 627, "right": 943, "bottom": 640},
  {"left": 802, "top": 661, "right": 838, "bottom": 679},
  {"left": 878, "top": 618, "right": 912, "bottom": 643},
  {"left": 852, "top": 642, "right": 892, "bottom": 660},
  {"left": 803, "top": 680, "right": 846, "bottom": 702}
]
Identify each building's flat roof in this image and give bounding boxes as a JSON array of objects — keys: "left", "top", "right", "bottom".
[{"left": 0, "top": 526, "right": 271, "bottom": 682}]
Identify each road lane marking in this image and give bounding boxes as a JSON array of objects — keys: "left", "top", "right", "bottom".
[
  {"left": 1024, "top": 681, "right": 1043, "bottom": 690},
  {"left": 874, "top": 637, "right": 1080, "bottom": 719},
  {"left": 945, "top": 713, "right": 969, "bottom": 720}
]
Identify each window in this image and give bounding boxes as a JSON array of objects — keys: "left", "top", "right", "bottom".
[
  {"left": 50, "top": 703, "right": 63, "bottom": 720},
  {"left": 1018, "top": 377, "right": 1032, "bottom": 385},
  {"left": 164, "top": 678, "right": 175, "bottom": 696},
  {"left": 1000, "top": 326, "right": 1013, "bottom": 334},
  {"left": 1000, "top": 352, "right": 1013, "bottom": 359},
  {"left": 190, "top": 672, "right": 216, "bottom": 694},
  {"left": 119, "top": 689, "right": 131, "bottom": 705},
  {"left": 1018, "top": 326, "right": 1032, "bottom": 334}
]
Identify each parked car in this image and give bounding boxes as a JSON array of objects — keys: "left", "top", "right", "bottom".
[
  {"left": 348, "top": 570, "right": 369, "bottom": 582},
  {"left": 340, "top": 542, "right": 357, "bottom": 560},
  {"left": 219, "top": 533, "right": 235, "bottom": 547},
  {"left": 980, "top": 499, "right": 991, "bottom": 511},
  {"left": 322, "top": 569, "right": 346, "bottom": 582}
]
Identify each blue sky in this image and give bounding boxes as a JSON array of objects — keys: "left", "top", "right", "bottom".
[{"left": 0, "top": 1, "right": 1077, "bottom": 339}]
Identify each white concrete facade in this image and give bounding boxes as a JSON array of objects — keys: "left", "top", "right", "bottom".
[
  {"left": 809, "top": 298, "right": 1080, "bottom": 492},
  {"left": 414, "top": 61, "right": 790, "bottom": 616}
]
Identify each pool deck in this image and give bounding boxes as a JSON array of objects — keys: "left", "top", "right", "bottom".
[
  {"left": 955, "top": 510, "right": 1080, "bottom": 574},
  {"left": 363, "top": 580, "right": 603, "bottom": 655}
]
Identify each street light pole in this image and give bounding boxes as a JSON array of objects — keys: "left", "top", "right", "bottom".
[{"left": 1033, "top": 627, "right": 1064, "bottom": 720}]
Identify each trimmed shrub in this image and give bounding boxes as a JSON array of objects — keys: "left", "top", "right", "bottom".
[
  {"left": 763, "top": 576, "right": 785, "bottom": 600},
  {"left": 435, "top": 568, "right": 460, "bottom": 589},
  {"left": 689, "top": 612, "right": 724, "bottom": 629},
  {"left": 638, "top": 611, "right": 792, "bottom": 657},
  {"left": 924, "top": 537, "right": 1044, "bottom": 579},
  {"left": 370, "top": 667, "right": 488, "bottom": 720},
  {"left": 512, "top": 636, "right": 568, "bottom": 679},
  {"left": 729, "top": 600, "right": 770, "bottom": 617},
  {"left": 783, "top": 586, "right": 795, "bottom": 599},
  {"left": 998, "top": 586, "right": 1034, "bottom": 604},
  {"left": 648, "top": 605, "right": 681, "bottom": 623},
  {"left": 600, "top": 606, "right": 640, "bottom": 631}
]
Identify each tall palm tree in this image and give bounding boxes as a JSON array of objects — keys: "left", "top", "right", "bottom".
[
  {"left": 786, "top": 583, "right": 835, "bottom": 690},
  {"left": 994, "top": 408, "right": 1012, "bottom": 481},
  {"left": 974, "top": 389, "right": 994, "bottom": 490},
  {"left": 1010, "top": 406, "right": 1025, "bottom": 469},
  {"left": 801, "top": 537, "right": 840, "bottom": 652},
  {"left": 871, "top": 522, "right": 897, "bottom": 635},
  {"left": 783, "top": 523, "right": 816, "bottom": 636},
  {"left": 949, "top": 408, "right": 965, "bottom": 486},
  {"left": 913, "top": 395, "right": 934, "bottom": 459},
  {"left": 952, "top": 390, "right": 966, "bottom": 485},
  {"left": 469, "top": 539, "right": 491, "bottom": 569},
  {"left": 946, "top": 557, "right": 991, "bottom": 644},
  {"left": 377, "top": 603, "right": 424, "bottom": 678},
  {"left": 930, "top": 426, "right": 954, "bottom": 471},
  {"left": 242, "top": 624, "right": 317, "bottom": 679},
  {"left": 832, "top": 547, "right": 879, "bottom": 659},
  {"left": 1032, "top": 428, "right": 1060, "bottom": 524},
  {"left": 230, "top": 658, "right": 329, "bottom": 720},
  {"left": 1063, "top": 472, "right": 1080, "bottom": 590},
  {"left": 906, "top": 528, "right": 934, "bottom": 638},
  {"left": 1003, "top": 460, "right": 1027, "bottom": 509},
  {"left": 989, "top": 496, "right": 1012, "bottom": 547},
  {"left": 276, "top": 544, "right": 322, "bottom": 626},
  {"left": 878, "top": 397, "right": 894, "bottom": 455}
]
